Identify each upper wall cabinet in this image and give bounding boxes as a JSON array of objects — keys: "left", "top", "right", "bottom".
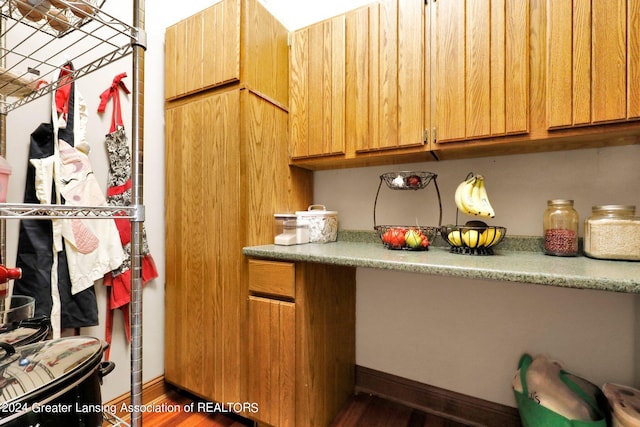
[
  {"left": 290, "top": 0, "right": 426, "bottom": 161},
  {"left": 165, "top": 0, "right": 289, "bottom": 106},
  {"left": 362, "top": 0, "right": 425, "bottom": 152},
  {"left": 289, "top": 0, "right": 530, "bottom": 166},
  {"left": 288, "top": 0, "right": 640, "bottom": 169},
  {"left": 546, "top": 0, "right": 640, "bottom": 128},
  {"left": 165, "top": 1, "right": 240, "bottom": 99},
  {"left": 290, "top": 14, "right": 347, "bottom": 158},
  {"left": 432, "top": 0, "right": 529, "bottom": 143}
]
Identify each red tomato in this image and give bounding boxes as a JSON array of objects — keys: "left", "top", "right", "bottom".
[{"left": 389, "top": 228, "right": 405, "bottom": 247}]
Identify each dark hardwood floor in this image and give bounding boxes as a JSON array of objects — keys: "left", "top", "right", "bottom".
[
  {"left": 330, "top": 394, "right": 470, "bottom": 427},
  {"left": 122, "top": 389, "right": 471, "bottom": 426}
]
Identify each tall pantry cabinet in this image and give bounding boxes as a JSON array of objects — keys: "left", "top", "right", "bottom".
[{"left": 164, "top": 0, "right": 313, "bottom": 407}]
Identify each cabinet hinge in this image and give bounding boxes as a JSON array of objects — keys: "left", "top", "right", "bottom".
[
  {"left": 423, "top": 129, "right": 429, "bottom": 144},
  {"left": 287, "top": 32, "right": 292, "bottom": 47},
  {"left": 432, "top": 128, "right": 437, "bottom": 144}
]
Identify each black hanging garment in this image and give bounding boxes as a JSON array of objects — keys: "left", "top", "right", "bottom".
[
  {"left": 14, "top": 65, "right": 99, "bottom": 333},
  {"left": 14, "top": 65, "right": 125, "bottom": 337}
]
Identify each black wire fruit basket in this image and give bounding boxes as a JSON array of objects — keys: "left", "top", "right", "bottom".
[
  {"left": 374, "top": 171, "right": 442, "bottom": 251},
  {"left": 440, "top": 224, "right": 506, "bottom": 255}
]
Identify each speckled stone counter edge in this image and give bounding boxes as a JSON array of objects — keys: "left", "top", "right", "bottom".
[
  {"left": 339, "top": 230, "right": 546, "bottom": 252},
  {"left": 244, "top": 231, "right": 640, "bottom": 294}
]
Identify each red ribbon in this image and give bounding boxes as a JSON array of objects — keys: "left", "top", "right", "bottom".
[
  {"left": 55, "top": 63, "right": 74, "bottom": 121},
  {"left": 98, "top": 72, "right": 130, "bottom": 132},
  {"left": 106, "top": 178, "right": 132, "bottom": 197}
]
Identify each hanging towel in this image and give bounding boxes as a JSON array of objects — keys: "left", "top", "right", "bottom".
[
  {"left": 98, "top": 73, "right": 158, "bottom": 359},
  {"left": 14, "top": 64, "right": 98, "bottom": 336}
]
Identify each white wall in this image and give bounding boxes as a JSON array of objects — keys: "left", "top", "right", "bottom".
[{"left": 4, "top": 0, "right": 639, "bottom": 409}]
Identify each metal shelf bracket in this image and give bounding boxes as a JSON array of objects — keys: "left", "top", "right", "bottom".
[{"left": 131, "top": 27, "right": 146, "bottom": 50}]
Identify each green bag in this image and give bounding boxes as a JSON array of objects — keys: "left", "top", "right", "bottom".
[{"left": 513, "top": 354, "right": 610, "bottom": 427}]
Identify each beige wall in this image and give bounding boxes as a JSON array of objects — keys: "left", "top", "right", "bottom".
[{"left": 314, "top": 146, "right": 640, "bottom": 405}]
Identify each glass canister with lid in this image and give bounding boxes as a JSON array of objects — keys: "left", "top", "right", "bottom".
[
  {"left": 543, "top": 199, "right": 579, "bottom": 256},
  {"left": 584, "top": 205, "right": 640, "bottom": 261}
]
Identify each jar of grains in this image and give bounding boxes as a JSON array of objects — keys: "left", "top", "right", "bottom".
[
  {"left": 543, "top": 199, "right": 579, "bottom": 256},
  {"left": 584, "top": 205, "right": 640, "bottom": 261}
]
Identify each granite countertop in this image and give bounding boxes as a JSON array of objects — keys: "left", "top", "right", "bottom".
[{"left": 242, "top": 231, "right": 640, "bottom": 294}]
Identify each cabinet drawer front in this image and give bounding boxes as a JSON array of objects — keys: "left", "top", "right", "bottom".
[{"left": 248, "top": 260, "right": 295, "bottom": 298}]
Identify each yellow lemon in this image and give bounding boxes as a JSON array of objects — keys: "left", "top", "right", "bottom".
[
  {"left": 481, "top": 228, "right": 502, "bottom": 247},
  {"left": 462, "top": 229, "right": 486, "bottom": 248},
  {"left": 447, "top": 230, "right": 462, "bottom": 246}
]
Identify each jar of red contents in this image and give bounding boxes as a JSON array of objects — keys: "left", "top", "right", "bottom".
[{"left": 543, "top": 199, "right": 578, "bottom": 256}]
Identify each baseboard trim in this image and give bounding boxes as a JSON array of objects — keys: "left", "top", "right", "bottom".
[
  {"left": 104, "top": 376, "right": 170, "bottom": 421},
  {"left": 355, "top": 365, "right": 522, "bottom": 427}
]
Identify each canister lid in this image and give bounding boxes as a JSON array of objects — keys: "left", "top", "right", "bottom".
[
  {"left": 0, "top": 336, "right": 103, "bottom": 404},
  {"left": 295, "top": 204, "right": 338, "bottom": 217},
  {"left": 547, "top": 199, "right": 574, "bottom": 206},
  {"left": 592, "top": 205, "right": 636, "bottom": 215},
  {"left": 274, "top": 213, "right": 297, "bottom": 219}
]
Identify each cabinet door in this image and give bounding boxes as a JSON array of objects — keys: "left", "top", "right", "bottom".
[
  {"left": 165, "top": 90, "right": 243, "bottom": 403},
  {"left": 290, "top": 15, "right": 346, "bottom": 158},
  {"left": 547, "top": 0, "right": 640, "bottom": 128},
  {"left": 433, "top": 0, "right": 529, "bottom": 143},
  {"left": 247, "top": 296, "right": 295, "bottom": 427},
  {"left": 165, "top": 0, "right": 240, "bottom": 100},
  {"left": 360, "top": 0, "right": 425, "bottom": 152}
]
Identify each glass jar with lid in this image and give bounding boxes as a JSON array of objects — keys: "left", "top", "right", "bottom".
[
  {"left": 543, "top": 199, "right": 579, "bottom": 256},
  {"left": 584, "top": 205, "right": 640, "bottom": 261}
]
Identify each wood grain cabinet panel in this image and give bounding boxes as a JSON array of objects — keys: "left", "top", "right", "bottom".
[
  {"left": 433, "top": 0, "right": 529, "bottom": 143},
  {"left": 165, "top": 0, "right": 313, "bottom": 408},
  {"left": 547, "top": 0, "right": 640, "bottom": 128},
  {"left": 245, "top": 261, "right": 356, "bottom": 427},
  {"left": 165, "top": 86, "right": 312, "bottom": 405},
  {"left": 290, "top": 0, "right": 425, "bottom": 161},
  {"left": 247, "top": 296, "right": 295, "bottom": 427},
  {"left": 248, "top": 259, "right": 295, "bottom": 298},
  {"left": 290, "top": 14, "right": 346, "bottom": 158},
  {"left": 165, "top": 0, "right": 240, "bottom": 100},
  {"left": 165, "top": 90, "right": 243, "bottom": 402},
  {"left": 165, "top": 0, "right": 288, "bottom": 106},
  {"left": 368, "top": 0, "right": 425, "bottom": 151}
]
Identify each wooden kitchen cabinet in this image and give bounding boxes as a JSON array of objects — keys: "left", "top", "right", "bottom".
[
  {"left": 165, "top": 0, "right": 240, "bottom": 99},
  {"left": 546, "top": 0, "right": 640, "bottom": 128},
  {"left": 432, "top": 0, "right": 529, "bottom": 143},
  {"left": 290, "top": 0, "right": 426, "bottom": 163},
  {"left": 165, "top": 0, "right": 288, "bottom": 106},
  {"left": 164, "top": 0, "right": 313, "bottom": 408},
  {"left": 165, "top": 90, "right": 243, "bottom": 402},
  {"left": 246, "top": 259, "right": 356, "bottom": 427},
  {"left": 289, "top": 0, "right": 640, "bottom": 169},
  {"left": 289, "top": 0, "right": 530, "bottom": 167},
  {"left": 248, "top": 296, "right": 295, "bottom": 426},
  {"left": 289, "top": 14, "right": 347, "bottom": 158},
  {"left": 359, "top": 0, "right": 425, "bottom": 152}
]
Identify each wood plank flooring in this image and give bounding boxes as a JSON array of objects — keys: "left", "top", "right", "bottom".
[
  {"left": 117, "top": 389, "right": 471, "bottom": 426},
  {"left": 330, "top": 394, "right": 470, "bottom": 427}
]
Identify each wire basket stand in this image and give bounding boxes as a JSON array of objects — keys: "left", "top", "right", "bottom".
[
  {"left": 373, "top": 171, "right": 442, "bottom": 250},
  {"left": 442, "top": 172, "right": 506, "bottom": 255}
]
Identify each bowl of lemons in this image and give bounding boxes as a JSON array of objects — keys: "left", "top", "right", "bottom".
[{"left": 440, "top": 221, "right": 506, "bottom": 255}]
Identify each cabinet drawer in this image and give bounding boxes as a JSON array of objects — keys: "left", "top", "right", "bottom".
[{"left": 248, "top": 260, "right": 295, "bottom": 298}]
